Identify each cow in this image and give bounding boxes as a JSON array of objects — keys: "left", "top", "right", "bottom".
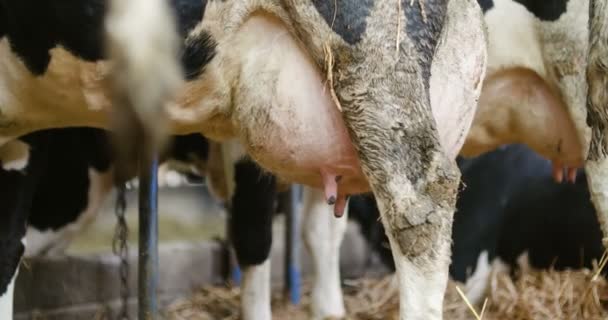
[
  {"left": 0, "top": 3, "right": 207, "bottom": 316},
  {"left": 114, "top": 2, "right": 608, "bottom": 318},
  {"left": 0, "top": 130, "right": 346, "bottom": 320},
  {"left": 462, "top": 0, "right": 608, "bottom": 300},
  {"left": 1, "top": 1, "right": 607, "bottom": 320},
  {"left": 207, "top": 139, "right": 350, "bottom": 320},
  {"left": 20, "top": 129, "right": 210, "bottom": 257},
  {"left": 350, "top": 143, "right": 605, "bottom": 305},
  {"left": 21, "top": 128, "right": 114, "bottom": 257},
  {"left": 466, "top": 0, "right": 608, "bottom": 255},
  {"left": 0, "top": 127, "right": 212, "bottom": 318}
]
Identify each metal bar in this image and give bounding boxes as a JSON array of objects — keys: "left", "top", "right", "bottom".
[
  {"left": 231, "top": 254, "right": 242, "bottom": 285},
  {"left": 283, "top": 184, "right": 302, "bottom": 304},
  {"left": 138, "top": 155, "right": 159, "bottom": 320},
  {"left": 225, "top": 207, "right": 241, "bottom": 286}
]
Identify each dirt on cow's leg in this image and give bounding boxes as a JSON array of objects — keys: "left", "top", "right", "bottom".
[
  {"left": 333, "top": 45, "right": 460, "bottom": 320},
  {"left": 344, "top": 101, "right": 459, "bottom": 320},
  {"left": 376, "top": 155, "right": 459, "bottom": 320},
  {"left": 586, "top": 0, "right": 608, "bottom": 248},
  {"left": 281, "top": 1, "right": 472, "bottom": 318}
]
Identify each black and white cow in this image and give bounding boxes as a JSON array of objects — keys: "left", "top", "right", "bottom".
[
  {"left": 22, "top": 128, "right": 114, "bottom": 257},
  {"left": 115, "top": 1, "right": 608, "bottom": 319},
  {"left": 460, "top": 0, "right": 608, "bottom": 311},
  {"left": 0, "top": 0, "right": 205, "bottom": 315},
  {"left": 209, "top": 140, "right": 350, "bottom": 319},
  {"left": 0, "top": 126, "right": 343, "bottom": 320},
  {"left": 0, "top": 127, "right": 211, "bottom": 318},
  {"left": 21, "top": 129, "right": 210, "bottom": 256},
  {"left": 1, "top": 0, "right": 608, "bottom": 320},
  {"left": 0, "top": 130, "right": 344, "bottom": 320},
  {"left": 464, "top": 0, "right": 608, "bottom": 259},
  {"left": 0, "top": 128, "right": 113, "bottom": 317},
  {"left": 350, "top": 144, "right": 604, "bottom": 304}
]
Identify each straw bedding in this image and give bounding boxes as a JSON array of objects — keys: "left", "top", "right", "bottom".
[{"left": 167, "top": 266, "right": 608, "bottom": 320}]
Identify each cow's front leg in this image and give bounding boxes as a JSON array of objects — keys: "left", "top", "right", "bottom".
[{"left": 586, "top": 0, "right": 608, "bottom": 247}]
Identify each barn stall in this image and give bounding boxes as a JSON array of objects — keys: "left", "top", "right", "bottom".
[
  {"left": 13, "top": 171, "right": 371, "bottom": 319},
  {"left": 12, "top": 162, "right": 608, "bottom": 320},
  {"left": 3, "top": 0, "right": 608, "bottom": 318}
]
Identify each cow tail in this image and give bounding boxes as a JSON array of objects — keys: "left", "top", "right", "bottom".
[{"left": 104, "top": 0, "right": 184, "bottom": 181}]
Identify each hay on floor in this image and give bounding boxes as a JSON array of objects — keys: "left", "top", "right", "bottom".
[{"left": 167, "top": 267, "right": 608, "bottom": 320}]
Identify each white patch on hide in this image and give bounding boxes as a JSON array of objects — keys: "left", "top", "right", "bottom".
[
  {"left": 484, "top": 0, "right": 547, "bottom": 75},
  {"left": 0, "top": 257, "right": 19, "bottom": 320},
  {"left": 430, "top": 0, "right": 487, "bottom": 159},
  {"left": 386, "top": 233, "right": 448, "bottom": 320},
  {"left": 241, "top": 259, "right": 271, "bottom": 320},
  {"left": 0, "top": 140, "right": 29, "bottom": 171},
  {"left": 157, "top": 164, "right": 187, "bottom": 188},
  {"left": 302, "top": 187, "right": 347, "bottom": 319},
  {"left": 463, "top": 250, "right": 491, "bottom": 305},
  {"left": 536, "top": 0, "right": 591, "bottom": 155}
]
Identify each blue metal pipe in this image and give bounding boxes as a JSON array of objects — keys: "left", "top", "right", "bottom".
[{"left": 283, "top": 184, "right": 302, "bottom": 304}]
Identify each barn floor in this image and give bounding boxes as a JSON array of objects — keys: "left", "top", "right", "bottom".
[
  {"left": 65, "top": 185, "right": 226, "bottom": 254},
  {"left": 166, "top": 266, "right": 608, "bottom": 320},
  {"left": 20, "top": 184, "right": 608, "bottom": 319}
]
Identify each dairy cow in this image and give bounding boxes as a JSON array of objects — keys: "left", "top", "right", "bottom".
[
  {"left": 464, "top": 0, "right": 608, "bottom": 297},
  {"left": 20, "top": 129, "right": 210, "bottom": 257},
  {"left": 0, "top": 129, "right": 344, "bottom": 320},
  {"left": 1, "top": 0, "right": 607, "bottom": 320},
  {"left": 0, "top": 0, "right": 204, "bottom": 315},
  {"left": 351, "top": 144, "right": 605, "bottom": 304},
  {"left": 0, "top": 128, "right": 113, "bottom": 317},
  {"left": 464, "top": 0, "right": 608, "bottom": 251},
  {"left": 0, "top": 127, "right": 211, "bottom": 318},
  {"left": 123, "top": 1, "right": 606, "bottom": 318},
  {"left": 344, "top": 1, "right": 608, "bottom": 312},
  {"left": 1, "top": 1, "right": 488, "bottom": 319},
  {"left": 206, "top": 139, "right": 350, "bottom": 319}
]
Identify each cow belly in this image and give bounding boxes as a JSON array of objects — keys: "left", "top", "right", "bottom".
[{"left": 232, "top": 15, "right": 369, "bottom": 196}]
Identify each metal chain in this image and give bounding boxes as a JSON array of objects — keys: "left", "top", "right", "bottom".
[{"left": 112, "top": 184, "right": 130, "bottom": 320}]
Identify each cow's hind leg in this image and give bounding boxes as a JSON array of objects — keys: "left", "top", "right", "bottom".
[
  {"left": 586, "top": 0, "right": 608, "bottom": 248},
  {"left": 349, "top": 116, "right": 459, "bottom": 320},
  {"left": 373, "top": 153, "right": 459, "bottom": 320},
  {"left": 339, "top": 69, "right": 460, "bottom": 320},
  {"left": 302, "top": 186, "right": 347, "bottom": 319},
  {"left": 230, "top": 158, "right": 276, "bottom": 320}
]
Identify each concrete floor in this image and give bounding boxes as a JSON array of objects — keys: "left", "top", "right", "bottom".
[
  {"left": 15, "top": 182, "right": 385, "bottom": 319},
  {"left": 67, "top": 184, "right": 226, "bottom": 254}
]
